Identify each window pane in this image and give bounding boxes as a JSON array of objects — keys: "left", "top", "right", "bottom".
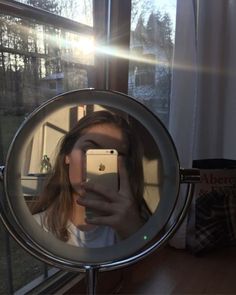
[
  {"left": 0, "top": 13, "right": 94, "bottom": 161},
  {"left": 15, "top": 0, "right": 93, "bottom": 26},
  {"left": 129, "top": 0, "right": 177, "bottom": 127},
  {"left": 0, "top": 8, "right": 95, "bottom": 293}
]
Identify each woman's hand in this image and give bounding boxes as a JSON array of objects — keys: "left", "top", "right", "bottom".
[{"left": 76, "top": 157, "right": 145, "bottom": 239}]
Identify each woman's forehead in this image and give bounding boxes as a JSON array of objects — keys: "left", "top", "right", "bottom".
[
  {"left": 86, "top": 123, "right": 123, "bottom": 138},
  {"left": 73, "top": 123, "right": 129, "bottom": 153}
]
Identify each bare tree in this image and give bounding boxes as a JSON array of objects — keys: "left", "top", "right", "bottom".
[
  {"left": 131, "top": 0, "right": 154, "bottom": 29},
  {"left": 57, "top": 0, "right": 92, "bottom": 25}
]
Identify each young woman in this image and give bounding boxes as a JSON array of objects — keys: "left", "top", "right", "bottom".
[{"left": 33, "top": 110, "right": 147, "bottom": 247}]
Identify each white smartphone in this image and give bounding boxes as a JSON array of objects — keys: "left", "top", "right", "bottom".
[{"left": 85, "top": 149, "right": 118, "bottom": 219}]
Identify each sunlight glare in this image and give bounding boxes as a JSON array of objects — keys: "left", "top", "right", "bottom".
[
  {"left": 77, "top": 36, "right": 95, "bottom": 54},
  {"left": 96, "top": 45, "right": 169, "bottom": 67}
]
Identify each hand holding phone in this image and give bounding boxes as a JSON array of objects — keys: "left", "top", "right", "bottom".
[{"left": 76, "top": 155, "right": 145, "bottom": 239}]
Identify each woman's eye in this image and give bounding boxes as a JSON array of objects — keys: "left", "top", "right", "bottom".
[{"left": 81, "top": 143, "right": 95, "bottom": 152}]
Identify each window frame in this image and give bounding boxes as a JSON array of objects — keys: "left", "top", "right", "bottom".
[{"left": 93, "top": 0, "right": 131, "bottom": 92}]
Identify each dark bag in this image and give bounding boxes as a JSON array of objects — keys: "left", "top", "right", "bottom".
[{"left": 186, "top": 159, "right": 236, "bottom": 254}]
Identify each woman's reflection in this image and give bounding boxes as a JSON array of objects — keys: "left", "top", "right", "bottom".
[{"left": 32, "top": 110, "right": 150, "bottom": 247}]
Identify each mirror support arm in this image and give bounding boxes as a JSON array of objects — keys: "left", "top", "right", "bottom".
[{"left": 180, "top": 168, "right": 200, "bottom": 183}]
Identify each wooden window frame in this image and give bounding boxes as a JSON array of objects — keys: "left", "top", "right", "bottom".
[{"left": 93, "top": 0, "right": 131, "bottom": 93}]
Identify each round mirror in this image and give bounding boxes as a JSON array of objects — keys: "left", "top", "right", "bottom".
[{"left": 2, "top": 89, "right": 180, "bottom": 271}]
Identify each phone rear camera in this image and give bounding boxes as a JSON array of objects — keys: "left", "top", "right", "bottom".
[{"left": 110, "top": 150, "right": 114, "bottom": 154}]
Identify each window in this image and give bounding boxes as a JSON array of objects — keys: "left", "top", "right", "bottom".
[{"left": 0, "top": 0, "right": 177, "bottom": 293}]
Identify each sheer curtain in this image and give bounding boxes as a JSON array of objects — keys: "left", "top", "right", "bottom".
[{"left": 169, "top": 0, "right": 236, "bottom": 248}]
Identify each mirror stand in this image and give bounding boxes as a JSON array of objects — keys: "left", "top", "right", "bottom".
[
  {"left": 0, "top": 164, "right": 200, "bottom": 295},
  {"left": 86, "top": 267, "right": 98, "bottom": 295}
]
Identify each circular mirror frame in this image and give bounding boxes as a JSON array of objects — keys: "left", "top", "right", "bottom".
[{"left": 2, "top": 89, "right": 181, "bottom": 272}]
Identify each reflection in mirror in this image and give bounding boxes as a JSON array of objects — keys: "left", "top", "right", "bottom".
[{"left": 21, "top": 104, "right": 162, "bottom": 248}]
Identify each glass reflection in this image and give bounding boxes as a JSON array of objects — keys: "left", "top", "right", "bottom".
[{"left": 21, "top": 105, "right": 162, "bottom": 248}]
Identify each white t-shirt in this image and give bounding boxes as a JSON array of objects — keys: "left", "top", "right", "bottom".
[{"left": 34, "top": 212, "right": 116, "bottom": 248}]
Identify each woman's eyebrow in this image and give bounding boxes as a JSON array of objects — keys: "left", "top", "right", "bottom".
[
  {"left": 83, "top": 139, "right": 128, "bottom": 155},
  {"left": 83, "top": 139, "right": 101, "bottom": 148}
]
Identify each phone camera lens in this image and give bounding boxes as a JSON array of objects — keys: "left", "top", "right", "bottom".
[{"left": 110, "top": 150, "right": 114, "bottom": 154}]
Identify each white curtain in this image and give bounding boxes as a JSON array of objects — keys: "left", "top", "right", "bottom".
[
  {"left": 168, "top": 0, "right": 236, "bottom": 248},
  {"left": 168, "top": 0, "right": 197, "bottom": 169},
  {"left": 170, "top": 0, "right": 236, "bottom": 166}
]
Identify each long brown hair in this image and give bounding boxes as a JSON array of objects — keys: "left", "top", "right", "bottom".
[{"left": 32, "top": 110, "right": 144, "bottom": 241}]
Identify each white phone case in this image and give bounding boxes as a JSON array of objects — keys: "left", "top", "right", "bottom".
[
  {"left": 86, "top": 149, "right": 118, "bottom": 189},
  {"left": 85, "top": 149, "right": 118, "bottom": 218}
]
